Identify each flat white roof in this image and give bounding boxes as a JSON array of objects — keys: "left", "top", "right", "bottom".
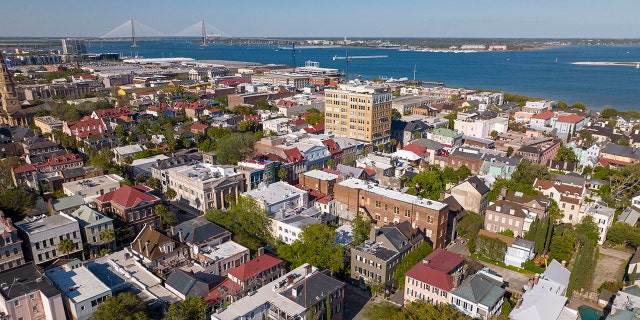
[
  {"left": 303, "top": 169, "right": 338, "bottom": 181},
  {"left": 45, "top": 266, "right": 110, "bottom": 303},
  {"left": 244, "top": 181, "right": 306, "bottom": 206},
  {"left": 337, "top": 178, "right": 448, "bottom": 211},
  {"left": 201, "top": 240, "right": 248, "bottom": 262}
]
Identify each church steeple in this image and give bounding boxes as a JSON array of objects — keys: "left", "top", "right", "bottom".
[{"left": 0, "top": 51, "right": 21, "bottom": 114}]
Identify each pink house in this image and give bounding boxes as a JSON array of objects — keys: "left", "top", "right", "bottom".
[
  {"left": 404, "top": 248, "right": 465, "bottom": 306},
  {"left": 62, "top": 116, "right": 108, "bottom": 137}
]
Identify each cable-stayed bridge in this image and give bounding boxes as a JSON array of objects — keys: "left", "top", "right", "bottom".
[{"left": 98, "top": 18, "right": 229, "bottom": 47}]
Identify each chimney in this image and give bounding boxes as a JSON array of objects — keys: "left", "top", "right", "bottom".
[
  {"left": 499, "top": 187, "right": 507, "bottom": 200},
  {"left": 258, "top": 247, "right": 265, "bottom": 256},
  {"left": 304, "top": 264, "right": 312, "bottom": 277},
  {"left": 178, "top": 230, "right": 183, "bottom": 242},
  {"left": 369, "top": 227, "right": 378, "bottom": 242},
  {"left": 138, "top": 239, "right": 142, "bottom": 253},
  {"left": 145, "top": 240, "right": 150, "bottom": 257},
  {"left": 170, "top": 225, "right": 175, "bottom": 236}
]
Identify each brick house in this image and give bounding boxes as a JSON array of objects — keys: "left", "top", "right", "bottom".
[
  {"left": 94, "top": 185, "right": 161, "bottom": 232},
  {"left": 335, "top": 178, "right": 449, "bottom": 248}
]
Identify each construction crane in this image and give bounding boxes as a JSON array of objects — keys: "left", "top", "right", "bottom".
[{"left": 332, "top": 51, "right": 388, "bottom": 81}]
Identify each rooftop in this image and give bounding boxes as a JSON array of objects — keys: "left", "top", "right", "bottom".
[
  {"left": 200, "top": 240, "right": 248, "bottom": 263},
  {"left": 227, "top": 254, "right": 283, "bottom": 282},
  {"left": 302, "top": 169, "right": 339, "bottom": 181},
  {"left": 96, "top": 185, "right": 160, "bottom": 209},
  {"left": 45, "top": 264, "right": 110, "bottom": 303},
  {"left": 68, "top": 205, "right": 113, "bottom": 228},
  {"left": 50, "top": 194, "right": 85, "bottom": 212},
  {"left": 212, "top": 264, "right": 344, "bottom": 320},
  {"left": 15, "top": 213, "right": 78, "bottom": 235},
  {"left": 338, "top": 178, "right": 448, "bottom": 211},
  {"left": 244, "top": 181, "right": 307, "bottom": 206},
  {"left": 168, "top": 162, "right": 239, "bottom": 182},
  {"left": 0, "top": 263, "right": 60, "bottom": 300},
  {"left": 62, "top": 174, "right": 124, "bottom": 194}
]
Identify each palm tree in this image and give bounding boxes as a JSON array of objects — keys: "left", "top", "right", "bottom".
[
  {"left": 100, "top": 228, "right": 116, "bottom": 251},
  {"left": 165, "top": 188, "right": 177, "bottom": 201},
  {"left": 278, "top": 168, "right": 288, "bottom": 181},
  {"left": 58, "top": 238, "right": 75, "bottom": 259}
]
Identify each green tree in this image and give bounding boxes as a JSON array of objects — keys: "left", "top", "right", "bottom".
[
  {"left": 216, "top": 133, "right": 258, "bottom": 164},
  {"left": 164, "top": 296, "right": 208, "bottom": 320},
  {"left": 154, "top": 204, "right": 176, "bottom": 228},
  {"left": 165, "top": 188, "right": 177, "bottom": 201},
  {"left": 254, "top": 98, "right": 273, "bottom": 110},
  {"left": 99, "top": 228, "right": 116, "bottom": 249},
  {"left": 391, "top": 109, "right": 402, "bottom": 120},
  {"left": 325, "top": 158, "right": 336, "bottom": 169},
  {"left": 146, "top": 177, "right": 161, "bottom": 190},
  {"left": 555, "top": 145, "right": 578, "bottom": 163},
  {"left": 237, "top": 120, "right": 260, "bottom": 133},
  {"left": 377, "top": 144, "right": 385, "bottom": 152},
  {"left": 570, "top": 102, "right": 587, "bottom": 111},
  {"left": 134, "top": 173, "right": 147, "bottom": 184},
  {"left": 394, "top": 242, "right": 433, "bottom": 289},
  {"left": 233, "top": 105, "right": 257, "bottom": 116},
  {"left": 506, "top": 146, "right": 514, "bottom": 157},
  {"left": 214, "top": 94, "right": 228, "bottom": 108},
  {"left": 456, "top": 211, "right": 483, "bottom": 252},
  {"left": 205, "top": 196, "right": 273, "bottom": 251},
  {"left": 555, "top": 101, "right": 568, "bottom": 110},
  {"left": 606, "top": 222, "right": 640, "bottom": 247},
  {"left": 498, "top": 229, "right": 514, "bottom": 237},
  {"left": 305, "top": 112, "right": 325, "bottom": 125},
  {"left": 277, "top": 224, "right": 344, "bottom": 273},
  {"left": 601, "top": 107, "right": 619, "bottom": 119},
  {"left": 444, "top": 112, "right": 457, "bottom": 129},
  {"left": 91, "top": 292, "right": 149, "bottom": 320},
  {"left": 58, "top": 238, "right": 75, "bottom": 258},
  {"left": 352, "top": 214, "right": 371, "bottom": 246},
  {"left": 490, "top": 130, "right": 499, "bottom": 139},
  {"left": 549, "top": 233, "right": 576, "bottom": 262},
  {"left": 278, "top": 168, "right": 288, "bottom": 181}
]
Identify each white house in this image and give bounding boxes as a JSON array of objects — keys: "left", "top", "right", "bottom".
[
  {"left": 45, "top": 261, "right": 111, "bottom": 320},
  {"left": 244, "top": 181, "right": 309, "bottom": 216},
  {"left": 449, "top": 268, "right": 505, "bottom": 319},
  {"left": 15, "top": 214, "right": 83, "bottom": 265},
  {"left": 504, "top": 238, "right": 535, "bottom": 268},
  {"left": 262, "top": 118, "right": 290, "bottom": 135},
  {"left": 272, "top": 214, "right": 321, "bottom": 244},
  {"left": 585, "top": 202, "right": 615, "bottom": 245}
]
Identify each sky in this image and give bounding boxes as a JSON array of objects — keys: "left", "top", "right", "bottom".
[{"left": 2, "top": 0, "right": 640, "bottom": 38}]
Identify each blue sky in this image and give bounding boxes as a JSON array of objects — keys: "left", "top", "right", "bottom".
[{"left": 2, "top": 0, "right": 639, "bottom": 38}]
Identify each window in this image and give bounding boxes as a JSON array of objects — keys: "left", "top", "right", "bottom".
[
  {"left": 405, "top": 210, "right": 411, "bottom": 218},
  {"left": 14, "top": 300, "right": 20, "bottom": 307},
  {"left": 375, "top": 201, "right": 380, "bottom": 208},
  {"left": 427, "top": 215, "right": 434, "bottom": 224}
]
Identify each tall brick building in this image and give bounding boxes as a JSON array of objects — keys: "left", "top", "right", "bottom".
[{"left": 334, "top": 178, "right": 449, "bottom": 248}]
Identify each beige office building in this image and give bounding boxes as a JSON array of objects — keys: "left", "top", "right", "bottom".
[{"left": 324, "top": 87, "right": 392, "bottom": 144}]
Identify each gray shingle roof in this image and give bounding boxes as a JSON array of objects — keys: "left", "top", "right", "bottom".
[
  {"left": 165, "top": 269, "right": 207, "bottom": 296},
  {"left": 173, "top": 216, "right": 228, "bottom": 245},
  {"left": 450, "top": 269, "right": 504, "bottom": 307}
]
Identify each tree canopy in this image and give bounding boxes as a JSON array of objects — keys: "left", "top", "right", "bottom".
[
  {"left": 352, "top": 214, "right": 371, "bottom": 246},
  {"left": 205, "top": 196, "right": 273, "bottom": 251},
  {"left": 164, "top": 296, "right": 208, "bottom": 320},
  {"left": 363, "top": 300, "right": 471, "bottom": 320},
  {"left": 555, "top": 145, "right": 578, "bottom": 163},
  {"left": 408, "top": 165, "right": 471, "bottom": 200},
  {"left": 91, "top": 292, "right": 149, "bottom": 320},
  {"left": 393, "top": 241, "right": 433, "bottom": 289},
  {"left": 277, "top": 224, "right": 345, "bottom": 273}
]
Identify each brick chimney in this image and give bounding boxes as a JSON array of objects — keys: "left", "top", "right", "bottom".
[{"left": 258, "top": 247, "right": 265, "bottom": 256}]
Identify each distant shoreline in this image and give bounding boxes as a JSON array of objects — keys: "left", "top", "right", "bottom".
[{"left": 572, "top": 61, "right": 640, "bottom": 67}]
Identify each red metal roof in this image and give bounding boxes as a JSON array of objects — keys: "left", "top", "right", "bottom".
[
  {"left": 404, "top": 248, "right": 463, "bottom": 291},
  {"left": 227, "top": 254, "right": 283, "bottom": 282},
  {"left": 283, "top": 148, "right": 304, "bottom": 162},
  {"left": 95, "top": 185, "right": 159, "bottom": 208},
  {"left": 556, "top": 113, "right": 585, "bottom": 124},
  {"left": 402, "top": 144, "right": 428, "bottom": 157},
  {"left": 13, "top": 164, "right": 36, "bottom": 174},
  {"left": 530, "top": 110, "right": 555, "bottom": 120}
]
